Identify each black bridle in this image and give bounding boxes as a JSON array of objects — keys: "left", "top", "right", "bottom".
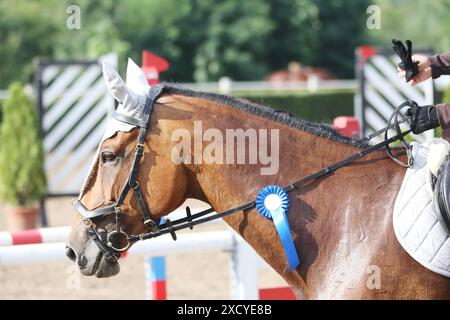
[
  {"left": 73, "top": 84, "right": 416, "bottom": 262},
  {"left": 73, "top": 86, "right": 165, "bottom": 261}
]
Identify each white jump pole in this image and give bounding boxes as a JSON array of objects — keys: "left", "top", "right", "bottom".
[
  {"left": 0, "top": 231, "right": 234, "bottom": 266},
  {"left": 0, "top": 228, "right": 283, "bottom": 300},
  {"left": 0, "top": 227, "right": 71, "bottom": 246},
  {"left": 0, "top": 206, "right": 221, "bottom": 247},
  {"left": 229, "top": 235, "right": 259, "bottom": 300}
]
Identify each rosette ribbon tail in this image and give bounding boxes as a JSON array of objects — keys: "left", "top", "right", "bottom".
[
  {"left": 272, "top": 206, "right": 300, "bottom": 271},
  {"left": 256, "top": 185, "right": 300, "bottom": 271}
]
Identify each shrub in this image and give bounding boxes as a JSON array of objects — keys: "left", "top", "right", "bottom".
[{"left": 0, "top": 83, "right": 47, "bottom": 206}]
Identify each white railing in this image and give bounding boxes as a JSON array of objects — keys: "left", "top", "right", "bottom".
[
  {"left": 179, "top": 79, "right": 357, "bottom": 94},
  {"left": 1, "top": 80, "right": 353, "bottom": 102},
  {"left": 2, "top": 78, "right": 447, "bottom": 102},
  {"left": 0, "top": 231, "right": 234, "bottom": 265},
  {"left": 0, "top": 228, "right": 271, "bottom": 300}
]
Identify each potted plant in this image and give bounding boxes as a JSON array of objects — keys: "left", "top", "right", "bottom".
[{"left": 0, "top": 82, "right": 47, "bottom": 231}]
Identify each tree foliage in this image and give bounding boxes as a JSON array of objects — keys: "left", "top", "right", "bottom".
[
  {"left": 6, "top": 0, "right": 449, "bottom": 85},
  {"left": 0, "top": 1, "right": 61, "bottom": 87},
  {"left": 265, "top": 0, "right": 321, "bottom": 71},
  {"left": 369, "top": 0, "right": 450, "bottom": 53},
  {"left": 0, "top": 83, "right": 47, "bottom": 206},
  {"left": 54, "top": 0, "right": 129, "bottom": 60},
  {"left": 312, "top": 0, "right": 370, "bottom": 78},
  {"left": 115, "top": 0, "right": 276, "bottom": 81}
]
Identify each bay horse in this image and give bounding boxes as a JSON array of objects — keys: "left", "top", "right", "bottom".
[{"left": 66, "top": 61, "right": 450, "bottom": 299}]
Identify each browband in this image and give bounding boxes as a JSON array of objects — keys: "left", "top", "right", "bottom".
[{"left": 111, "top": 112, "right": 147, "bottom": 128}]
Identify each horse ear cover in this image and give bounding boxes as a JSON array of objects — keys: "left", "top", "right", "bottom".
[
  {"left": 102, "top": 61, "right": 138, "bottom": 109},
  {"left": 125, "top": 58, "right": 150, "bottom": 97},
  {"left": 100, "top": 59, "right": 151, "bottom": 144}
]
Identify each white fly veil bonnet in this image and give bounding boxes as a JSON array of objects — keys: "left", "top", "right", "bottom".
[{"left": 78, "top": 58, "right": 152, "bottom": 197}]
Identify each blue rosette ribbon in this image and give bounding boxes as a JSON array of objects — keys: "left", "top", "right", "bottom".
[{"left": 256, "top": 185, "right": 300, "bottom": 271}]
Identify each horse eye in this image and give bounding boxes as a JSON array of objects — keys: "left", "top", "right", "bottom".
[{"left": 101, "top": 152, "right": 117, "bottom": 163}]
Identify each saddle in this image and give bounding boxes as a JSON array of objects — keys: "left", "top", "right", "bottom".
[{"left": 432, "top": 154, "right": 450, "bottom": 233}]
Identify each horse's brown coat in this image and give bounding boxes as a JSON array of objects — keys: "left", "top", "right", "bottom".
[{"left": 73, "top": 93, "right": 450, "bottom": 299}]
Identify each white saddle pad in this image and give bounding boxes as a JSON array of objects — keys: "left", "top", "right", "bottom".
[{"left": 393, "top": 141, "right": 450, "bottom": 278}]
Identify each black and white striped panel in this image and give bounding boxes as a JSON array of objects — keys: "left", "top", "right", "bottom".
[
  {"left": 38, "top": 54, "right": 117, "bottom": 195},
  {"left": 356, "top": 52, "right": 434, "bottom": 143}
]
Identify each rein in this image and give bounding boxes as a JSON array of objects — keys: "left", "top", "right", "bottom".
[
  {"left": 73, "top": 84, "right": 415, "bottom": 260},
  {"left": 130, "top": 103, "right": 414, "bottom": 242}
]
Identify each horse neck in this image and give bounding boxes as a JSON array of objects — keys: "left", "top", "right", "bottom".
[
  {"left": 168, "top": 94, "right": 418, "bottom": 298},
  {"left": 175, "top": 95, "right": 375, "bottom": 210}
]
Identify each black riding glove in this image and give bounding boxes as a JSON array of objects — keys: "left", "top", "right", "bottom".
[
  {"left": 392, "top": 39, "right": 419, "bottom": 82},
  {"left": 406, "top": 105, "right": 440, "bottom": 134}
]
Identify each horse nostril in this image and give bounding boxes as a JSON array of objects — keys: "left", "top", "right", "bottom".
[{"left": 65, "top": 245, "right": 77, "bottom": 262}]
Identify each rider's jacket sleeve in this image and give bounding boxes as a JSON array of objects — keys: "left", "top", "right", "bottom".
[
  {"left": 437, "top": 103, "right": 450, "bottom": 140},
  {"left": 432, "top": 52, "right": 450, "bottom": 139},
  {"left": 429, "top": 52, "right": 450, "bottom": 79}
]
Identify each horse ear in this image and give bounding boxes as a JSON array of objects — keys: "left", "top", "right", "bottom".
[
  {"left": 102, "top": 61, "right": 138, "bottom": 107},
  {"left": 126, "top": 58, "right": 150, "bottom": 96}
]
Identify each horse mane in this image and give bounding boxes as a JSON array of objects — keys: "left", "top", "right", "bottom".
[{"left": 161, "top": 83, "right": 367, "bottom": 148}]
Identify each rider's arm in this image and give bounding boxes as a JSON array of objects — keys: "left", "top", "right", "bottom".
[
  {"left": 437, "top": 103, "right": 450, "bottom": 139},
  {"left": 429, "top": 52, "right": 450, "bottom": 78},
  {"left": 431, "top": 52, "right": 450, "bottom": 138}
]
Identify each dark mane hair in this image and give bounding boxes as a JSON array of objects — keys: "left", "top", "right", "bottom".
[{"left": 162, "top": 83, "right": 367, "bottom": 148}]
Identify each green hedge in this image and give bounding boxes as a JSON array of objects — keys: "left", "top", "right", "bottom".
[
  {"left": 234, "top": 89, "right": 355, "bottom": 123},
  {"left": 0, "top": 83, "right": 47, "bottom": 206}
]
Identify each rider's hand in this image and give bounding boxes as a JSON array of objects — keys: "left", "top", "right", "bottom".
[
  {"left": 398, "top": 54, "right": 432, "bottom": 86},
  {"left": 406, "top": 105, "right": 440, "bottom": 134}
]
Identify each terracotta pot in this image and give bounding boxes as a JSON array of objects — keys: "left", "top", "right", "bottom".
[{"left": 4, "top": 206, "right": 40, "bottom": 232}]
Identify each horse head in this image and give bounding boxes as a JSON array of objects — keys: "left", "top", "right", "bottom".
[{"left": 65, "top": 59, "right": 189, "bottom": 277}]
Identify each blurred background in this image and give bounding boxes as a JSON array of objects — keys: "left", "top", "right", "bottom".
[
  {"left": 0, "top": 0, "right": 449, "bottom": 300},
  {"left": 1, "top": 0, "right": 449, "bottom": 121},
  {"left": 1, "top": 0, "right": 449, "bottom": 84}
]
